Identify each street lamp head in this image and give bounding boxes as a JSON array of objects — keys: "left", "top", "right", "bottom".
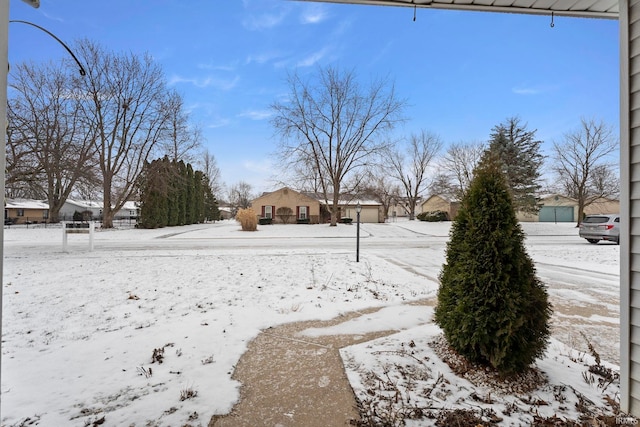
[{"left": 355, "top": 202, "right": 361, "bottom": 213}]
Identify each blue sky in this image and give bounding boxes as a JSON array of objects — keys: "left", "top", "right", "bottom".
[{"left": 8, "top": 0, "right": 619, "bottom": 194}]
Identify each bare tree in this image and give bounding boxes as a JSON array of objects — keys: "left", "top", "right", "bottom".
[
  {"left": 227, "top": 181, "right": 254, "bottom": 215},
  {"left": 439, "top": 141, "right": 485, "bottom": 199},
  {"left": 552, "top": 118, "right": 619, "bottom": 224},
  {"left": 73, "top": 40, "right": 173, "bottom": 228},
  {"left": 360, "top": 166, "right": 401, "bottom": 222},
  {"left": 271, "top": 154, "right": 325, "bottom": 195},
  {"left": 271, "top": 66, "right": 405, "bottom": 226},
  {"left": 199, "top": 148, "right": 223, "bottom": 197},
  {"left": 386, "top": 130, "right": 442, "bottom": 220},
  {"left": 7, "top": 61, "right": 98, "bottom": 221},
  {"left": 161, "top": 90, "right": 202, "bottom": 163}
]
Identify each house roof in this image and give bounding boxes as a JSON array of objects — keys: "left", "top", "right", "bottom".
[
  {"left": 296, "top": 0, "right": 618, "bottom": 19},
  {"left": 65, "top": 200, "right": 139, "bottom": 211},
  {"left": 65, "top": 199, "right": 103, "bottom": 209},
  {"left": 5, "top": 199, "right": 49, "bottom": 209},
  {"left": 423, "top": 194, "right": 459, "bottom": 204},
  {"left": 252, "top": 187, "right": 321, "bottom": 204},
  {"left": 336, "top": 199, "right": 381, "bottom": 206}
]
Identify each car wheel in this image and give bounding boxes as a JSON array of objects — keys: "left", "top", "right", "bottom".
[{"left": 587, "top": 239, "right": 600, "bottom": 244}]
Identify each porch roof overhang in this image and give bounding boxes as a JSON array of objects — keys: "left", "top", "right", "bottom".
[{"left": 295, "top": 0, "right": 619, "bottom": 20}]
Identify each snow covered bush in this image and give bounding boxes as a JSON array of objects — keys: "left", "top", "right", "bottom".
[
  {"left": 236, "top": 208, "right": 258, "bottom": 231},
  {"left": 434, "top": 157, "right": 552, "bottom": 375}
]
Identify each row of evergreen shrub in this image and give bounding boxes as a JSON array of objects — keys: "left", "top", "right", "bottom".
[{"left": 137, "top": 157, "right": 219, "bottom": 229}]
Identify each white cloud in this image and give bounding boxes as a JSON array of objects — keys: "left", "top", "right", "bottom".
[
  {"left": 296, "top": 47, "right": 330, "bottom": 67},
  {"left": 168, "top": 74, "right": 240, "bottom": 91},
  {"left": 512, "top": 87, "right": 541, "bottom": 95},
  {"left": 238, "top": 110, "right": 273, "bottom": 121},
  {"left": 512, "top": 84, "right": 556, "bottom": 95},
  {"left": 197, "top": 62, "right": 238, "bottom": 72},
  {"left": 245, "top": 51, "right": 284, "bottom": 65},
  {"left": 300, "top": 4, "right": 328, "bottom": 24},
  {"left": 206, "top": 117, "right": 232, "bottom": 129},
  {"left": 243, "top": 13, "right": 286, "bottom": 30}
]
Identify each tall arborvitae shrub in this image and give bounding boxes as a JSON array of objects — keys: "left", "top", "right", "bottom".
[
  {"left": 138, "top": 157, "right": 215, "bottom": 229},
  {"left": 434, "top": 158, "right": 552, "bottom": 375},
  {"left": 138, "top": 158, "right": 170, "bottom": 228}
]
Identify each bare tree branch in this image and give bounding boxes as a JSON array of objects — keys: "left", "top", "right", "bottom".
[
  {"left": 271, "top": 66, "right": 406, "bottom": 225},
  {"left": 552, "top": 118, "right": 619, "bottom": 224},
  {"left": 73, "top": 39, "right": 173, "bottom": 228},
  {"left": 385, "top": 130, "right": 442, "bottom": 220}
]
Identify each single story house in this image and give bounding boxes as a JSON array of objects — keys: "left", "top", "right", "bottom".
[
  {"left": 218, "top": 206, "right": 234, "bottom": 220},
  {"left": 5, "top": 199, "right": 50, "bottom": 224},
  {"left": 420, "top": 195, "right": 460, "bottom": 220},
  {"left": 251, "top": 188, "right": 385, "bottom": 224},
  {"left": 518, "top": 194, "right": 578, "bottom": 223},
  {"left": 584, "top": 197, "right": 620, "bottom": 216},
  {"left": 59, "top": 200, "right": 140, "bottom": 221},
  {"left": 518, "top": 195, "right": 620, "bottom": 223},
  {"left": 251, "top": 187, "right": 322, "bottom": 224},
  {"left": 339, "top": 200, "right": 384, "bottom": 223}
]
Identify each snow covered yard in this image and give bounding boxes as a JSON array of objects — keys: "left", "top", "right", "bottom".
[{"left": 0, "top": 219, "right": 623, "bottom": 426}]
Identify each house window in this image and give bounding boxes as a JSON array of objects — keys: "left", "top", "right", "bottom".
[
  {"left": 17, "top": 209, "right": 24, "bottom": 217},
  {"left": 298, "top": 206, "right": 308, "bottom": 220},
  {"left": 42, "top": 210, "right": 49, "bottom": 219},
  {"left": 264, "top": 205, "right": 273, "bottom": 219}
]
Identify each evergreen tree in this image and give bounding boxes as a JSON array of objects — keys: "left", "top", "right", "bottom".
[
  {"left": 205, "top": 186, "right": 220, "bottom": 222},
  {"left": 186, "top": 163, "right": 196, "bottom": 224},
  {"left": 434, "top": 157, "right": 552, "bottom": 375},
  {"left": 138, "top": 158, "right": 170, "bottom": 228},
  {"left": 138, "top": 157, "right": 213, "bottom": 228},
  {"left": 485, "top": 117, "right": 544, "bottom": 214}
]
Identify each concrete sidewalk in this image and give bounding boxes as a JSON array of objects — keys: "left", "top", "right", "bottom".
[{"left": 209, "top": 300, "right": 434, "bottom": 427}]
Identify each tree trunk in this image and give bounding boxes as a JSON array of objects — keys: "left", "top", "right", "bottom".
[
  {"left": 102, "top": 204, "right": 114, "bottom": 228},
  {"left": 49, "top": 206, "right": 61, "bottom": 223},
  {"left": 102, "top": 179, "right": 114, "bottom": 228},
  {"left": 330, "top": 192, "right": 340, "bottom": 226}
]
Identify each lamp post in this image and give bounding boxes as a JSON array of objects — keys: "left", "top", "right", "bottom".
[{"left": 356, "top": 202, "right": 361, "bottom": 262}]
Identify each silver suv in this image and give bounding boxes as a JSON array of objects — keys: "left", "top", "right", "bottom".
[{"left": 579, "top": 214, "right": 620, "bottom": 244}]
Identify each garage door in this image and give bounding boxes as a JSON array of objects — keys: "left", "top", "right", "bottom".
[
  {"left": 539, "top": 206, "right": 574, "bottom": 223},
  {"left": 360, "top": 207, "right": 379, "bottom": 223}
]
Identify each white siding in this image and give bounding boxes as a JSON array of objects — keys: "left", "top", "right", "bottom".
[{"left": 622, "top": 0, "right": 640, "bottom": 414}]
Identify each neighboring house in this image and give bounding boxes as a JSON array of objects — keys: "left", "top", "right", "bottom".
[
  {"left": 251, "top": 188, "right": 384, "bottom": 224},
  {"left": 387, "top": 197, "right": 423, "bottom": 219},
  {"left": 218, "top": 206, "right": 234, "bottom": 220},
  {"left": 251, "top": 187, "right": 322, "bottom": 224},
  {"left": 59, "top": 200, "right": 140, "bottom": 221},
  {"left": 584, "top": 197, "right": 620, "bottom": 216},
  {"left": 339, "top": 200, "right": 384, "bottom": 223},
  {"left": 420, "top": 195, "right": 460, "bottom": 220},
  {"left": 518, "top": 194, "right": 578, "bottom": 223},
  {"left": 59, "top": 200, "right": 103, "bottom": 220},
  {"left": 517, "top": 195, "right": 620, "bottom": 223},
  {"left": 119, "top": 201, "right": 140, "bottom": 220},
  {"left": 5, "top": 199, "right": 50, "bottom": 224}
]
